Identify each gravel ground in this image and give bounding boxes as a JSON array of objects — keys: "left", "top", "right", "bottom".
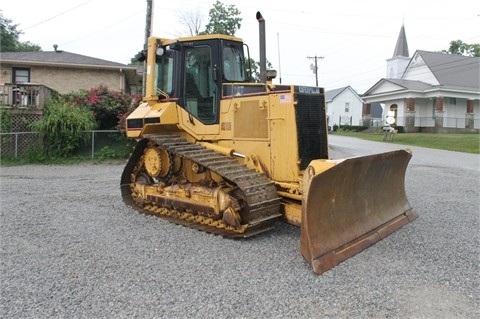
[{"left": 1, "top": 144, "right": 479, "bottom": 318}]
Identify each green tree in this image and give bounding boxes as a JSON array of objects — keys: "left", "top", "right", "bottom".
[
  {"left": 130, "top": 56, "right": 143, "bottom": 65},
  {"left": 31, "top": 98, "right": 96, "bottom": 158},
  {"left": 247, "top": 58, "right": 274, "bottom": 82},
  {"left": 443, "top": 40, "right": 480, "bottom": 57},
  {"left": 203, "top": 0, "right": 242, "bottom": 36},
  {"left": 0, "top": 13, "right": 41, "bottom": 52}
]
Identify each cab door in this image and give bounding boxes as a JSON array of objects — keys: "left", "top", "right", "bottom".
[{"left": 178, "top": 43, "right": 221, "bottom": 136}]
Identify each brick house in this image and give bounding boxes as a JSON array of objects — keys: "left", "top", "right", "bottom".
[
  {"left": 0, "top": 48, "right": 141, "bottom": 132},
  {"left": 0, "top": 48, "right": 139, "bottom": 94}
]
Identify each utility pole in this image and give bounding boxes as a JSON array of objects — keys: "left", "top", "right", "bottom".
[
  {"left": 142, "top": 0, "right": 153, "bottom": 96},
  {"left": 307, "top": 55, "right": 324, "bottom": 87}
]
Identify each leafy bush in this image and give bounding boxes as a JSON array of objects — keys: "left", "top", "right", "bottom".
[
  {"left": 64, "top": 85, "right": 133, "bottom": 130},
  {"left": 338, "top": 125, "right": 368, "bottom": 132},
  {"left": 23, "top": 145, "right": 49, "bottom": 163},
  {"left": 97, "top": 146, "right": 117, "bottom": 161},
  {"left": 116, "top": 93, "right": 142, "bottom": 133},
  {"left": 0, "top": 109, "right": 12, "bottom": 133},
  {"left": 30, "top": 98, "right": 96, "bottom": 158},
  {"left": 395, "top": 126, "right": 405, "bottom": 133}
]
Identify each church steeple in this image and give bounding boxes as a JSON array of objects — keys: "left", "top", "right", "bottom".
[
  {"left": 386, "top": 23, "right": 411, "bottom": 78},
  {"left": 393, "top": 23, "right": 409, "bottom": 58}
]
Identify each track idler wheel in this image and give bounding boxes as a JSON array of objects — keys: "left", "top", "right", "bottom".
[{"left": 143, "top": 146, "right": 171, "bottom": 178}]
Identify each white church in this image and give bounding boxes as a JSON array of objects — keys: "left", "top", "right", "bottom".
[{"left": 361, "top": 24, "right": 480, "bottom": 132}]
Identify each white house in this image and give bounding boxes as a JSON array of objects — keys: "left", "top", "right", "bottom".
[
  {"left": 326, "top": 86, "right": 364, "bottom": 128},
  {"left": 362, "top": 25, "right": 480, "bottom": 132}
]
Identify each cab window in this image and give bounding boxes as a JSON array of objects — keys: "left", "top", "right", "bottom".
[
  {"left": 223, "top": 44, "right": 246, "bottom": 82},
  {"left": 156, "top": 51, "right": 174, "bottom": 94},
  {"left": 184, "top": 46, "right": 218, "bottom": 124}
]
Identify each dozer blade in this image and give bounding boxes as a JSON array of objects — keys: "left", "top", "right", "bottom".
[{"left": 300, "top": 149, "right": 418, "bottom": 274}]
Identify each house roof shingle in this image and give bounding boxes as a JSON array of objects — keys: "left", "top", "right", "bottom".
[
  {"left": 416, "top": 50, "right": 480, "bottom": 90},
  {"left": 383, "top": 78, "right": 436, "bottom": 91},
  {"left": 0, "top": 50, "right": 132, "bottom": 69},
  {"left": 325, "top": 86, "right": 348, "bottom": 102}
]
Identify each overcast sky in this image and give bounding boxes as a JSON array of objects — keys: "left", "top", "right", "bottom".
[{"left": 2, "top": 0, "right": 479, "bottom": 93}]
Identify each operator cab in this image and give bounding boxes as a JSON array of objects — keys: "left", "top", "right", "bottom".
[{"left": 154, "top": 35, "right": 251, "bottom": 125}]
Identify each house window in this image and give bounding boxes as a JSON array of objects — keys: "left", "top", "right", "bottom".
[
  {"left": 344, "top": 102, "right": 350, "bottom": 113},
  {"left": 13, "top": 68, "right": 30, "bottom": 83},
  {"left": 449, "top": 97, "right": 456, "bottom": 105}
]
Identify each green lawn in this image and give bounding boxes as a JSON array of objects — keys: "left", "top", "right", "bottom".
[{"left": 332, "top": 132, "right": 480, "bottom": 154}]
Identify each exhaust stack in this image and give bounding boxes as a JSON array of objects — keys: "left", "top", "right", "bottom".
[{"left": 256, "top": 11, "right": 266, "bottom": 83}]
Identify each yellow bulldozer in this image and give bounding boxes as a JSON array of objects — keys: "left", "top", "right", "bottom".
[{"left": 120, "top": 12, "right": 417, "bottom": 274}]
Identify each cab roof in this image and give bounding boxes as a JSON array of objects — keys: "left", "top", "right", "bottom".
[{"left": 154, "top": 34, "right": 243, "bottom": 46}]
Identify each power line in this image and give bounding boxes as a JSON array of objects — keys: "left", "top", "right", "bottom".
[
  {"left": 285, "top": 54, "right": 478, "bottom": 92},
  {"left": 23, "top": 1, "right": 91, "bottom": 30},
  {"left": 59, "top": 10, "right": 144, "bottom": 46}
]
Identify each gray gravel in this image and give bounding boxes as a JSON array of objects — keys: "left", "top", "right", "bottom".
[{"left": 1, "top": 141, "right": 479, "bottom": 318}]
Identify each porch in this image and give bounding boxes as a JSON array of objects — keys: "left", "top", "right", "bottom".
[{"left": 0, "top": 83, "right": 54, "bottom": 109}]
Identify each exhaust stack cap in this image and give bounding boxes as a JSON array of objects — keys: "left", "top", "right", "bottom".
[{"left": 256, "top": 11, "right": 264, "bottom": 22}]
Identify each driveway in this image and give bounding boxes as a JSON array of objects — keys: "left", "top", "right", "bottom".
[{"left": 1, "top": 137, "right": 479, "bottom": 318}]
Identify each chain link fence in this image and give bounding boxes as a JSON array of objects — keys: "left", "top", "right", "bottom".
[{"left": 0, "top": 130, "right": 134, "bottom": 160}]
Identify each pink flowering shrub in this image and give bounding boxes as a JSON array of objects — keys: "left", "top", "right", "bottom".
[
  {"left": 116, "top": 93, "right": 142, "bottom": 133},
  {"left": 64, "top": 85, "right": 133, "bottom": 130}
]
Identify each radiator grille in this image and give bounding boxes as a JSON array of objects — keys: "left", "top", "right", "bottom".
[{"left": 295, "top": 90, "right": 328, "bottom": 170}]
